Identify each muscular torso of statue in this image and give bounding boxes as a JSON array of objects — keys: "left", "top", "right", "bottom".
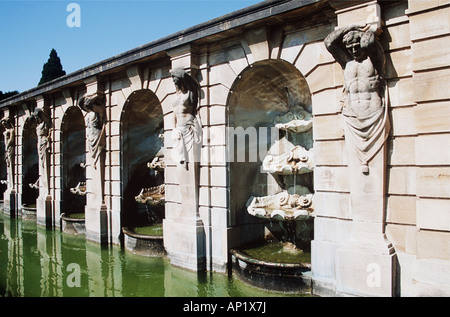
[
  {"left": 344, "top": 58, "right": 383, "bottom": 120},
  {"left": 174, "top": 92, "right": 196, "bottom": 128}
]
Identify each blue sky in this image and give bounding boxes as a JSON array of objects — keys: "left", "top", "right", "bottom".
[{"left": 0, "top": 0, "right": 262, "bottom": 93}]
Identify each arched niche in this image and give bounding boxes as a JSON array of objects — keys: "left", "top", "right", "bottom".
[
  {"left": 21, "top": 117, "right": 39, "bottom": 208},
  {"left": 227, "top": 59, "right": 313, "bottom": 247},
  {"left": 0, "top": 125, "right": 7, "bottom": 198},
  {"left": 61, "top": 106, "right": 86, "bottom": 216},
  {"left": 120, "top": 89, "right": 164, "bottom": 229}
]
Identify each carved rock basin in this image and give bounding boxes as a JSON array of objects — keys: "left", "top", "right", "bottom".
[
  {"left": 273, "top": 105, "right": 313, "bottom": 133},
  {"left": 262, "top": 145, "right": 314, "bottom": 175},
  {"left": 135, "top": 184, "right": 165, "bottom": 206},
  {"left": 247, "top": 188, "right": 314, "bottom": 221}
]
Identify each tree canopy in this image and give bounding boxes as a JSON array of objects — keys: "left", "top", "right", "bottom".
[
  {"left": 0, "top": 90, "right": 19, "bottom": 101},
  {"left": 38, "top": 49, "right": 66, "bottom": 85}
]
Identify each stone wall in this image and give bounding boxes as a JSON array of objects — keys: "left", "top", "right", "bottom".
[
  {"left": 311, "top": 0, "right": 450, "bottom": 297},
  {"left": 0, "top": 0, "right": 448, "bottom": 296}
]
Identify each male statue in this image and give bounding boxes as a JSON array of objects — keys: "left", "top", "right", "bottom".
[
  {"left": 31, "top": 108, "right": 52, "bottom": 194},
  {"left": 325, "top": 24, "right": 390, "bottom": 173},
  {"left": 170, "top": 68, "right": 202, "bottom": 169},
  {"left": 78, "top": 92, "right": 106, "bottom": 168},
  {"left": 1, "top": 117, "right": 15, "bottom": 189}
]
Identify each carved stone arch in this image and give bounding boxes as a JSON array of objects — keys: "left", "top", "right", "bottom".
[
  {"left": 21, "top": 112, "right": 39, "bottom": 209},
  {"left": 226, "top": 58, "right": 314, "bottom": 248},
  {"left": 240, "top": 25, "right": 285, "bottom": 64},
  {"left": 60, "top": 105, "right": 87, "bottom": 217},
  {"left": 294, "top": 40, "right": 342, "bottom": 99},
  {"left": 120, "top": 88, "right": 164, "bottom": 229}
]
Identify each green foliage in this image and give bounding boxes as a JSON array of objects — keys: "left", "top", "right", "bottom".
[
  {"left": 0, "top": 90, "right": 19, "bottom": 101},
  {"left": 38, "top": 48, "right": 66, "bottom": 85}
]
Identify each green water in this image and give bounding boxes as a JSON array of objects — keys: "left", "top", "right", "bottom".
[
  {"left": 131, "top": 224, "right": 163, "bottom": 236},
  {"left": 0, "top": 212, "right": 306, "bottom": 297},
  {"left": 241, "top": 242, "right": 311, "bottom": 264}
]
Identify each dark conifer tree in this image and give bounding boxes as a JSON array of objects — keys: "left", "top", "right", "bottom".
[
  {"left": 0, "top": 90, "right": 19, "bottom": 101},
  {"left": 38, "top": 49, "right": 66, "bottom": 85}
]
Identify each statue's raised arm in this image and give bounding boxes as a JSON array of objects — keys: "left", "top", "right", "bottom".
[{"left": 325, "top": 24, "right": 385, "bottom": 74}]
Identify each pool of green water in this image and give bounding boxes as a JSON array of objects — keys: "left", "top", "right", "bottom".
[
  {"left": 131, "top": 223, "right": 163, "bottom": 236},
  {"left": 0, "top": 212, "right": 309, "bottom": 297},
  {"left": 241, "top": 242, "right": 311, "bottom": 264}
]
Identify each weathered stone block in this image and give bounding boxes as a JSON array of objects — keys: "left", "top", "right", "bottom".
[
  {"left": 160, "top": 93, "right": 177, "bottom": 115},
  {"left": 416, "top": 167, "right": 450, "bottom": 198},
  {"left": 314, "top": 140, "right": 347, "bottom": 166},
  {"left": 388, "top": 136, "right": 416, "bottom": 166},
  {"left": 306, "top": 63, "right": 343, "bottom": 94},
  {"left": 412, "top": 35, "right": 450, "bottom": 71},
  {"left": 391, "top": 106, "right": 417, "bottom": 136},
  {"left": 110, "top": 166, "right": 120, "bottom": 181},
  {"left": 388, "top": 166, "right": 416, "bottom": 196},
  {"left": 417, "top": 198, "right": 450, "bottom": 231},
  {"left": 407, "top": 0, "right": 449, "bottom": 14},
  {"left": 209, "top": 105, "right": 227, "bottom": 126},
  {"left": 415, "top": 133, "right": 450, "bottom": 165},
  {"left": 311, "top": 88, "right": 342, "bottom": 115},
  {"left": 387, "top": 77, "right": 415, "bottom": 107},
  {"left": 311, "top": 239, "right": 339, "bottom": 282},
  {"left": 314, "top": 166, "right": 350, "bottom": 192},
  {"left": 295, "top": 41, "right": 334, "bottom": 76},
  {"left": 313, "top": 114, "right": 344, "bottom": 140},
  {"left": 413, "top": 258, "right": 450, "bottom": 296},
  {"left": 209, "top": 84, "right": 230, "bottom": 106},
  {"left": 211, "top": 187, "right": 228, "bottom": 209},
  {"left": 155, "top": 76, "right": 175, "bottom": 103},
  {"left": 165, "top": 184, "right": 181, "bottom": 203},
  {"left": 163, "top": 217, "right": 206, "bottom": 271},
  {"left": 314, "top": 191, "right": 350, "bottom": 219},
  {"left": 200, "top": 166, "right": 227, "bottom": 187},
  {"left": 209, "top": 63, "right": 237, "bottom": 89},
  {"left": 386, "top": 195, "right": 417, "bottom": 225},
  {"left": 208, "top": 125, "right": 227, "bottom": 146},
  {"left": 409, "top": 6, "right": 450, "bottom": 41},
  {"left": 165, "top": 166, "right": 178, "bottom": 185},
  {"left": 163, "top": 112, "right": 176, "bottom": 130},
  {"left": 110, "top": 135, "right": 121, "bottom": 151},
  {"left": 109, "top": 121, "right": 120, "bottom": 136},
  {"left": 109, "top": 150, "right": 120, "bottom": 166},
  {"left": 385, "top": 22, "right": 411, "bottom": 51},
  {"left": 385, "top": 223, "right": 417, "bottom": 253},
  {"left": 109, "top": 103, "right": 123, "bottom": 121},
  {"left": 337, "top": 1, "right": 382, "bottom": 28},
  {"left": 416, "top": 230, "right": 450, "bottom": 261},
  {"left": 201, "top": 145, "right": 227, "bottom": 166},
  {"left": 199, "top": 186, "right": 210, "bottom": 207},
  {"left": 111, "top": 181, "right": 121, "bottom": 197},
  {"left": 414, "top": 101, "right": 450, "bottom": 134},
  {"left": 336, "top": 243, "right": 397, "bottom": 297},
  {"left": 386, "top": 49, "right": 412, "bottom": 79},
  {"left": 242, "top": 26, "right": 270, "bottom": 62}
]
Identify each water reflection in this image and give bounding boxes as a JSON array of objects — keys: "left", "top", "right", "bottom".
[{"left": 0, "top": 213, "right": 300, "bottom": 297}]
